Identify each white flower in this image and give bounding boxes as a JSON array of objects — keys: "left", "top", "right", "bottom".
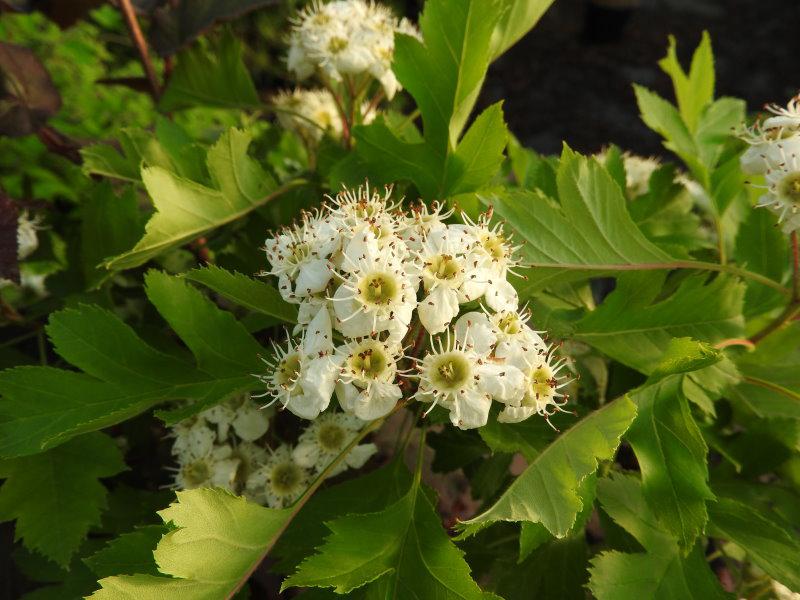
[
  {"left": 456, "top": 212, "right": 521, "bottom": 312},
  {"left": 172, "top": 443, "right": 240, "bottom": 492},
  {"left": 335, "top": 338, "right": 404, "bottom": 419},
  {"left": 332, "top": 233, "right": 416, "bottom": 341},
  {"left": 171, "top": 415, "right": 216, "bottom": 461},
  {"left": 453, "top": 307, "right": 546, "bottom": 362},
  {"left": 286, "top": 0, "right": 419, "bottom": 99},
  {"left": 254, "top": 309, "right": 342, "bottom": 420},
  {"left": 264, "top": 211, "right": 340, "bottom": 304},
  {"left": 272, "top": 88, "right": 344, "bottom": 143},
  {"left": 756, "top": 153, "right": 800, "bottom": 234},
  {"left": 246, "top": 445, "right": 311, "bottom": 508},
  {"left": 497, "top": 343, "right": 571, "bottom": 425},
  {"left": 414, "top": 330, "right": 524, "bottom": 430},
  {"left": 399, "top": 201, "right": 453, "bottom": 253},
  {"left": 202, "top": 394, "right": 271, "bottom": 442},
  {"left": 292, "top": 412, "right": 377, "bottom": 476},
  {"left": 232, "top": 441, "right": 269, "bottom": 486},
  {"left": 415, "top": 228, "right": 486, "bottom": 334},
  {"left": 762, "top": 95, "right": 800, "bottom": 131},
  {"left": 17, "top": 211, "right": 42, "bottom": 260}
]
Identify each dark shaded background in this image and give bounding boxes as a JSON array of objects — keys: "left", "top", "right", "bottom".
[{"left": 478, "top": 0, "right": 799, "bottom": 156}]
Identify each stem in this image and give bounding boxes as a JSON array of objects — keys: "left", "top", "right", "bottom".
[
  {"left": 363, "top": 90, "right": 385, "bottom": 121},
  {"left": 716, "top": 219, "right": 727, "bottom": 265},
  {"left": 322, "top": 79, "right": 351, "bottom": 148},
  {"left": 714, "top": 338, "right": 756, "bottom": 350},
  {"left": 791, "top": 231, "right": 799, "bottom": 301},
  {"left": 118, "top": 0, "right": 161, "bottom": 99}
]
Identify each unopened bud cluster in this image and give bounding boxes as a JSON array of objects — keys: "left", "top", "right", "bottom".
[
  {"left": 168, "top": 394, "right": 375, "bottom": 508},
  {"left": 257, "top": 183, "right": 570, "bottom": 430},
  {"left": 739, "top": 94, "right": 800, "bottom": 233}
]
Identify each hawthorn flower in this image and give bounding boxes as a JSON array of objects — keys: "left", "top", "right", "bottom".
[
  {"left": 272, "top": 88, "right": 344, "bottom": 143},
  {"left": 332, "top": 236, "right": 416, "bottom": 341},
  {"left": 739, "top": 95, "right": 800, "bottom": 176},
  {"left": 292, "top": 411, "right": 377, "bottom": 476},
  {"left": 202, "top": 394, "right": 270, "bottom": 442},
  {"left": 264, "top": 211, "right": 339, "bottom": 304},
  {"left": 756, "top": 154, "right": 800, "bottom": 233},
  {"left": 171, "top": 416, "right": 216, "bottom": 461},
  {"left": 246, "top": 445, "right": 311, "bottom": 508},
  {"left": 414, "top": 330, "right": 524, "bottom": 430},
  {"left": 17, "top": 211, "right": 42, "bottom": 260},
  {"left": 399, "top": 201, "right": 453, "bottom": 253},
  {"left": 335, "top": 338, "right": 404, "bottom": 419},
  {"left": 456, "top": 212, "right": 521, "bottom": 312},
  {"left": 497, "top": 343, "right": 571, "bottom": 425},
  {"left": 454, "top": 307, "right": 546, "bottom": 362},
  {"left": 416, "top": 228, "right": 487, "bottom": 334},
  {"left": 172, "top": 443, "right": 240, "bottom": 492},
  {"left": 286, "top": 0, "right": 419, "bottom": 99},
  {"left": 254, "top": 310, "right": 342, "bottom": 420}
]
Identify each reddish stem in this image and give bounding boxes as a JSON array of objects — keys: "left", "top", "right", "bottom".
[{"left": 118, "top": 0, "right": 161, "bottom": 100}]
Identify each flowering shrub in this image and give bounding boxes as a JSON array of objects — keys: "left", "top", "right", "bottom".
[{"left": 0, "top": 1, "right": 799, "bottom": 599}]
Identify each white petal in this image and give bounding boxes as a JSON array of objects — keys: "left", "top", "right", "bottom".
[
  {"left": 477, "top": 362, "right": 525, "bottom": 405},
  {"left": 232, "top": 405, "right": 270, "bottom": 442},
  {"left": 454, "top": 311, "right": 496, "bottom": 355},
  {"left": 484, "top": 278, "right": 518, "bottom": 313},
  {"left": 304, "top": 307, "right": 334, "bottom": 356},
  {"left": 295, "top": 258, "right": 333, "bottom": 296},
  {"left": 450, "top": 389, "right": 491, "bottom": 430},
  {"left": 417, "top": 286, "right": 459, "bottom": 334},
  {"left": 358, "top": 381, "right": 401, "bottom": 420},
  {"left": 497, "top": 405, "right": 536, "bottom": 424},
  {"left": 346, "top": 443, "right": 378, "bottom": 469},
  {"left": 292, "top": 441, "right": 320, "bottom": 468}
]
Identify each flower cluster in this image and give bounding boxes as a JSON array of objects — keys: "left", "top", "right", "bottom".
[
  {"left": 258, "top": 183, "right": 570, "bottom": 430},
  {"left": 286, "top": 0, "right": 419, "bottom": 100},
  {"left": 271, "top": 88, "right": 376, "bottom": 146},
  {"left": 168, "top": 395, "right": 376, "bottom": 508},
  {"left": 739, "top": 94, "right": 800, "bottom": 233}
]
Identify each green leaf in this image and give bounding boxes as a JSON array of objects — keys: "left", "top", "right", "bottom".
[
  {"left": 85, "top": 526, "right": 164, "bottom": 579},
  {"left": 708, "top": 497, "right": 800, "bottom": 591},
  {"left": 489, "top": 0, "right": 556, "bottom": 61},
  {"left": 184, "top": 265, "right": 297, "bottom": 324},
  {"left": 496, "top": 535, "right": 588, "bottom": 600},
  {"left": 649, "top": 338, "right": 722, "bottom": 380},
  {"left": 588, "top": 473, "right": 729, "bottom": 600},
  {"left": 81, "top": 119, "right": 207, "bottom": 184},
  {"left": 0, "top": 433, "right": 126, "bottom": 567},
  {"left": 89, "top": 488, "right": 292, "bottom": 599},
  {"left": 734, "top": 206, "right": 788, "bottom": 317},
  {"left": 354, "top": 0, "right": 508, "bottom": 199},
  {"left": 272, "top": 460, "right": 412, "bottom": 574},
  {"left": 158, "top": 31, "right": 259, "bottom": 112},
  {"left": 657, "top": 32, "right": 714, "bottom": 133},
  {"left": 104, "top": 128, "right": 297, "bottom": 271},
  {"left": 394, "top": 0, "right": 501, "bottom": 150},
  {"left": 574, "top": 273, "right": 744, "bottom": 374},
  {"left": 626, "top": 378, "right": 714, "bottom": 549},
  {"left": 729, "top": 323, "right": 800, "bottom": 419},
  {"left": 283, "top": 475, "right": 488, "bottom": 597},
  {"left": 0, "top": 274, "right": 264, "bottom": 457},
  {"left": 457, "top": 396, "right": 636, "bottom": 538}
]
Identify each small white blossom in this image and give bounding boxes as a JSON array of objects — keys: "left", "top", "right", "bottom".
[
  {"left": 254, "top": 309, "right": 342, "bottom": 420},
  {"left": 292, "top": 411, "right": 377, "bottom": 476},
  {"left": 17, "top": 211, "right": 42, "bottom": 261},
  {"left": 414, "top": 330, "right": 524, "bottom": 430},
  {"left": 335, "top": 338, "right": 404, "bottom": 419},
  {"left": 246, "top": 445, "right": 311, "bottom": 508},
  {"left": 171, "top": 416, "right": 216, "bottom": 461},
  {"left": 286, "top": 0, "right": 420, "bottom": 99},
  {"left": 172, "top": 443, "right": 240, "bottom": 492},
  {"left": 756, "top": 153, "right": 800, "bottom": 234},
  {"left": 202, "top": 394, "right": 271, "bottom": 442}
]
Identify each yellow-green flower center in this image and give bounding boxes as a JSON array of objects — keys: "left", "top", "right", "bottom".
[
  {"left": 276, "top": 352, "right": 302, "bottom": 386},
  {"left": 318, "top": 423, "right": 346, "bottom": 452},
  {"left": 348, "top": 341, "right": 389, "bottom": 379},
  {"left": 270, "top": 462, "right": 303, "bottom": 494},
  {"left": 524, "top": 365, "right": 556, "bottom": 405},
  {"left": 426, "top": 254, "right": 461, "bottom": 281},
  {"left": 480, "top": 232, "right": 507, "bottom": 261},
  {"left": 495, "top": 312, "right": 522, "bottom": 335},
  {"left": 358, "top": 272, "right": 399, "bottom": 306},
  {"left": 778, "top": 172, "right": 800, "bottom": 204},
  {"left": 328, "top": 36, "right": 348, "bottom": 53},
  {"left": 430, "top": 352, "right": 472, "bottom": 390},
  {"left": 182, "top": 460, "right": 210, "bottom": 487}
]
